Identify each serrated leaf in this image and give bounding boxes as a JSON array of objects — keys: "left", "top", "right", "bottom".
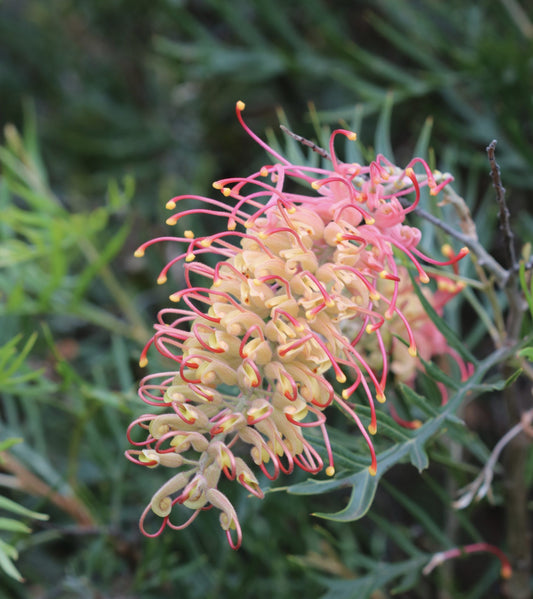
[{"left": 313, "top": 468, "right": 378, "bottom": 522}]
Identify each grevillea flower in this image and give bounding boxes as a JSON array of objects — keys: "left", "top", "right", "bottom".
[{"left": 126, "top": 101, "right": 468, "bottom": 548}]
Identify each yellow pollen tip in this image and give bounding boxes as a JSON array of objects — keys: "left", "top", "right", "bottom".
[
  {"left": 185, "top": 253, "right": 195, "bottom": 262},
  {"left": 336, "top": 372, "right": 347, "bottom": 383},
  {"left": 405, "top": 167, "right": 414, "bottom": 177},
  {"left": 311, "top": 181, "right": 321, "bottom": 189},
  {"left": 460, "top": 246, "right": 469, "bottom": 255},
  {"left": 368, "top": 464, "right": 377, "bottom": 476},
  {"left": 368, "top": 424, "right": 377, "bottom": 435},
  {"left": 199, "top": 239, "right": 212, "bottom": 247},
  {"left": 237, "top": 100, "right": 245, "bottom": 111},
  {"left": 165, "top": 216, "right": 177, "bottom": 226},
  {"left": 365, "top": 324, "right": 374, "bottom": 334},
  {"left": 379, "top": 270, "right": 388, "bottom": 279},
  {"left": 325, "top": 466, "right": 335, "bottom": 477},
  {"left": 165, "top": 200, "right": 176, "bottom": 210},
  {"left": 169, "top": 293, "right": 180, "bottom": 302},
  {"left": 222, "top": 187, "right": 231, "bottom": 197},
  {"left": 212, "top": 181, "right": 222, "bottom": 190},
  {"left": 376, "top": 392, "right": 386, "bottom": 403},
  {"left": 408, "top": 346, "right": 417, "bottom": 357},
  {"left": 441, "top": 243, "right": 452, "bottom": 257},
  {"left": 134, "top": 248, "right": 145, "bottom": 258},
  {"left": 157, "top": 275, "right": 167, "bottom": 285},
  {"left": 365, "top": 217, "right": 375, "bottom": 225},
  {"left": 500, "top": 564, "right": 512, "bottom": 579},
  {"left": 347, "top": 132, "right": 357, "bottom": 141},
  {"left": 370, "top": 292, "right": 380, "bottom": 302},
  {"left": 184, "top": 230, "right": 194, "bottom": 239},
  {"left": 419, "top": 273, "right": 430, "bottom": 284},
  {"left": 287, "top": 206, "right": 296, "bottom": 214},
  {"left": 342, "top": 389, "right": 351, "bottom": 400},
  {"left": 412, "top": 420, "right": 423, "bottom": 429},
  {"left": 429, "top": 188, "right": 439, "bottom": 196},
  {"left": 259, "top": 166, "right": 269, "bottom": 177},
  {"left": 139, "top": 357, "right": 148, "bottom": 368}
]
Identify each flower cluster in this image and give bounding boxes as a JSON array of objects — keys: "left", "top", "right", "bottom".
[{"left": 126, "top": 101, "right": 467, "bottom": 548}]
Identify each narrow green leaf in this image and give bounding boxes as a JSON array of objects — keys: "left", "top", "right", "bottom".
[
  {"left": 409, "top": 273, "right": 477, "bottom": 364},
  {"left": 0, "top": 496, "right": 49, "bottom": 521},
  {"left": 374, "top": 92, "right": 395, "bottom": 160},
  {"left": 0, "top": 517, "right": 31, "bottom": 534},
  {"left": 0, "top": 539, "right": 22, "bottom": 582}
]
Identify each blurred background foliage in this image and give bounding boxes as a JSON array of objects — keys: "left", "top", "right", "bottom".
[{"left": 0, "top": 0, "right": 532, "bottom": 597}]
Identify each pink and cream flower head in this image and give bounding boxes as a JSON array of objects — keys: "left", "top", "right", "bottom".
[{"left": 126, "top": 101, "right": 468, "bottom": 548}]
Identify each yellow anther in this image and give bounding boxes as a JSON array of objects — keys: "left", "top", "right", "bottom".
[
  {"left": 157, "top": 275, "right": 167, "bottom": 285},
  {"left": 405, "top": 167, "right": 414, "bottom": 177},
  {"left": 139, "top": 356, "right": 148, "bottom": 368},
  {"left": 212, "top": 181, "right": 223, "bottom": 190},
  {"left": 311, "top": 181, "right": 321, "bottom": 189},
  {"left": 368, "top": 464, "right": 377, "bottom": 476},
  {"left": 237, "top": 100, "right": 245, "bottom": 111},
  {"left": 364, "top": 216, "right": 375, "bottom": 225},
  {"left": 184, "top": 230, "right": 195, "bottom": 239},
  {"left": 376, "top": 392, "right": 386, "bottom": 404},
  {"left": 259, "top": 166, "right": 269, "bottom": 177},
  {"left": 368, "top": 423, "right": 377, "bottom": 435},
  {"left": 185, "top": 253, "right": 195, "bottom": 262},
  {"left": 199, "top": 239, "right": 212, "bottom": 247},
  {"left": 347, "top": 132, "right": 357, "bottom": 141},
  {"left": 134, "top": 248, "right": 145, "bottom": 258},
  {"left": 169, "top": 293, "right": 180, "bottom": 302},
  {"left": 222, "top": 187, "right": 231, "bottom": 197},
  {"left": 419, "top": 273, "right": 430, "bottom": 284},
  {"left": 165, "top": 199, "right": 176, "bottom": 210},
  {"left": 408, "top": 345, "right": 417, "bottom": 357},
  {"left": 325, "top": 466, "right": 335, "bottom": 477}
]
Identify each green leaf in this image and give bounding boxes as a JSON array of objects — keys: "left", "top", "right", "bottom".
[
  {"left": 0, "top": 496, "right": 49, "bottom": 521},
  {"left": 0, "top": 517, "right": 31, "bottom": 534},
  {"left": 374, "top": 92, "right": 395, "bottom": 160},
  {"left": 0, "top": 538, "right": 23, "bottom": 582},
  {"left": 409, "top": 272, "right": 477, "bottom": 365},
  {"left": 519, "top": 347, "right": 533, "bottom": 361},
  {"left": 318, "top": 555, "right": 428, "bottom": 599}
]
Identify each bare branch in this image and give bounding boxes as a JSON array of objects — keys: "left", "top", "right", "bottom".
[
  {"left": 280, "top": 125, "right": 332, "bottom": 160},
  {"left": 486, "top": 140, "right": 517, "bottom": 270}
]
